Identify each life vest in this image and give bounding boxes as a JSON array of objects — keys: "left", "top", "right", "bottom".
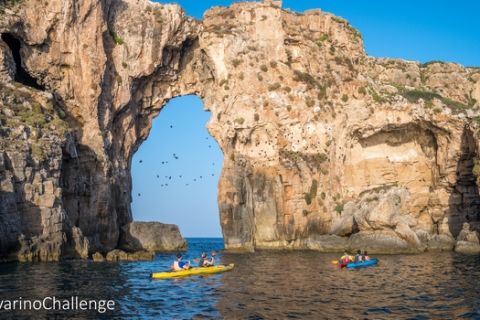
[{"left": 172, "top": 261, "right": 181, "bottom": 271}]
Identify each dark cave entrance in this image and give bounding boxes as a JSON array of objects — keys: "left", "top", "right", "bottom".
[
  {"left": 1, "top": 33, "right": 44, "bottom": 90},
  {"left": 448, "top": 126, "right": 480, "bottom": 237}
]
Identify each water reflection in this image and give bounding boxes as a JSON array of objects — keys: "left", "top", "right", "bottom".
[
  {"left": 218, "top": 251, "right": 480, "bottom": 319},
  {"left": 0, "top": 240, "right": 479, "bottom": 319}
]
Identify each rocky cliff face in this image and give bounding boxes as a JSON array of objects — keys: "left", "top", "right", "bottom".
[{"left": 1, "top": 0, "right": 480, "bottom": 260}]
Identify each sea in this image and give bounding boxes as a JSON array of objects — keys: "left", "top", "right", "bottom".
[{"left": 0, "top": 238, "right": 479, "bottom": 319}]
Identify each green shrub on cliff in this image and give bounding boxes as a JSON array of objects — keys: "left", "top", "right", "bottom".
[
  {"left": 268, "top": 83, "right": 281, "bottom": 91},
  {"left": 0, "top": 0, "right": 22, "bottom": 10},
  {"left": 280, "top": 150, "right": 329, "bottom": 168},
  {"left": 234, "top": 117, "right": 245, "bottom": 125},
  {"left": 401, "top": 89, "right": 442, "bottom": 103},
  {"left": 293, "top": 70, "right": 321, "bottom": 90},
  {"left": 400, "top": 88, "right": 469, "bottom": 114},
  {"left": 109, "top": 30, "right": 124, "bottom": 45},
  {"left": 17, "top": 103, "right": 47, "bottom": 127},
  {"left": 369, "top": 87, "right": 385, "bottom": 103},
  {"left": 0, "top": 83, "right": 70, "bottom": 137},
  {"left": 232, "top": 59, "right": 243, "bottom": 68},
  {"left": 31, "top": 143, "right": 46, "bottom": 162},
  {"left": 420, "top": 60, "right": 446, "bottom": 68},
  {"left": 316, "top": 34, "right": 329, "bottom": 47},
  {"left": 334, "top": 203, "right": 344, "bottom": 214},
  {"left": 304, "top": 179, "right": 318, "bottom": 205}
]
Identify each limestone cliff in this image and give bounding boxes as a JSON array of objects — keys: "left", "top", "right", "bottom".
[{"left": 1, "top": 0, "right": 480, "bottom": 260}]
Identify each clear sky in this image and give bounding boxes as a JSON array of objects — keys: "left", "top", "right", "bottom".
[{"left": 132, "top": 0, "right": 480, "bottom": 238}]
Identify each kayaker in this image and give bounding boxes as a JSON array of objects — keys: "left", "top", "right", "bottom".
[
  {"left": 338, "top": 251, "right": 352, "bottom": 268},
  {"left": 207, "top": 250, "right": 217, "bottom": 266},
  {"left": 198, "top": 252, "right": 209, "bottom": 267},
  {"left": 339, "top": 251, "right": 350, "bottom": 264},
  {"left": 171, "top": 253, "right": 191, "bottom": 271},
  {"left": 362, "top": 251, "right": 370, "bottom": 261},
  {"left": 354, "top": 250, "right": 363, "bottom": 263}
]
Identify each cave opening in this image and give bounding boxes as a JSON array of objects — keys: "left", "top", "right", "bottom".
[
  {"left": 448, "top": 126, "right": 480, "bottom": 237},
  {"left": 131, "top": 95, "right": 223, "bottom": 238},
  {"left": 1, "top": 33, "right": 44, "bottom": 90}
]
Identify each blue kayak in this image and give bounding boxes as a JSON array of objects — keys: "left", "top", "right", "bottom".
[{"left": 346, "top": 258, "right": 379, "bottom": 269}]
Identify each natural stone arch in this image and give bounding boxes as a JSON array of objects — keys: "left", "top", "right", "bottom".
[{"left": 1, "top": 0, "right": 480, "bottom": 261}]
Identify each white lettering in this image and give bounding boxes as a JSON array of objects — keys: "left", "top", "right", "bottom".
[
  {"left": 43, "top": 297, "right": 52, "bottom": 310},
  {"left": 32, "top": 300, "right": 42, "bottom": 310}
]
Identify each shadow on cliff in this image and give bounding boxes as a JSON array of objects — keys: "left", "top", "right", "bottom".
[
  {"left": 447, "top": 125, "right": 480, "bottom": 237},
  {"left": 0, "top": 189, "right": 41, "bottom": 261},
  {"left": 61, "top": 142, "right": 130, "bottom": 254}
]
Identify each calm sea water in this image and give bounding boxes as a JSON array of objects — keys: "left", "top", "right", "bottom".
[{"left": 0, "top": 238, "right": 479, "bottom": 319}]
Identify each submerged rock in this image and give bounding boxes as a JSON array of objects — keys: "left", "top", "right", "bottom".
[
  {"left": 455, "top": 241, "right": 480, "bottom": 255},
  {"left": 119, "top": 222, "right": 187, "bottom": 252},
  {"left": 454, "top": 223, "right": 480, "bottom": 254},
  {"left": 92, "top": 252, "right": 105, "bottom": 262},
  {"left": 427, "top": 235, "right": 456, "bottom": 252},
  {"left": 457, "top": 223, "right": 480, "bottom": 244},
  {"left": 105, "top": 249, "right": 154, "bottom": 262}
]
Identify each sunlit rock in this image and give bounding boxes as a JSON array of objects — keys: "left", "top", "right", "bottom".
[
  {"left": 119, "top": 222, "right": 186, "bottom": 252},
  {"left": 0, "top": 0, "right": 480, "bottom": 260}
]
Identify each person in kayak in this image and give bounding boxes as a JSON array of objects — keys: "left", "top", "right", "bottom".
[
  {"left": 362, "top": 251, "right": 371, "bottom": 261},
  {"left": 354, "top": 250, "right": 363, "bottom": 263},
  {"left": 195, "top": 251, "right": 217, "bottom": 267},
  {"left": 207, "top": 250, "right": 217, "bottom": 266},
  {"left": 171, "top": 253, "right": 191, "bottom": 271},
  {"left": 198, "top": 252, "right": 209, "bottom": 267},
  {"left": 339, "top": 251, "right": 352, "bottom": 267}
]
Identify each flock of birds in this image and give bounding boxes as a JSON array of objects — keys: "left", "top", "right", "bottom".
[{"left": 136, "top": 125, "right": 218, "bottom": 197}]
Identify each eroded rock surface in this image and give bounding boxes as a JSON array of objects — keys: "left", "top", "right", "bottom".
[
  {"left": 119, "top": 221, "right": 186, "bottom": 252},
  {"left": 454, "top": 223, "right": 480, "bottom": 254},
  {"left": 1, "top": 0, "right": 480, "bottom": 260}
]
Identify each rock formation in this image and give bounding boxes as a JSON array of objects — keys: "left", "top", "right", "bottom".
[
  {"left": 119, "top": 221, "right": 186, "bottom": 252},
  {"left": 1, "top": 0, "right": 480, "bottom": 260},
  {"left": 454, "top": 222, "right": 480, "bottom": 254}
]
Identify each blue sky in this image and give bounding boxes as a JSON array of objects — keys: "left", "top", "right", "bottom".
[{"left": 132, "top": 0, "right": 480, "bottom": 238}]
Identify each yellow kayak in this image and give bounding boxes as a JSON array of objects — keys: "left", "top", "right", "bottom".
[{"left": 151, "top": 264, "right": 234, "bottom": 279}]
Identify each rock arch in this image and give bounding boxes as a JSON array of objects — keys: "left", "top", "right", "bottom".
[{"left": 0, "top": 0, "right": 479, "bottom": 260}]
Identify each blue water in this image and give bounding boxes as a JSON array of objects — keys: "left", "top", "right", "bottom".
[{"left": 0, "top": 238, "right": 480, "bottom": 319}]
